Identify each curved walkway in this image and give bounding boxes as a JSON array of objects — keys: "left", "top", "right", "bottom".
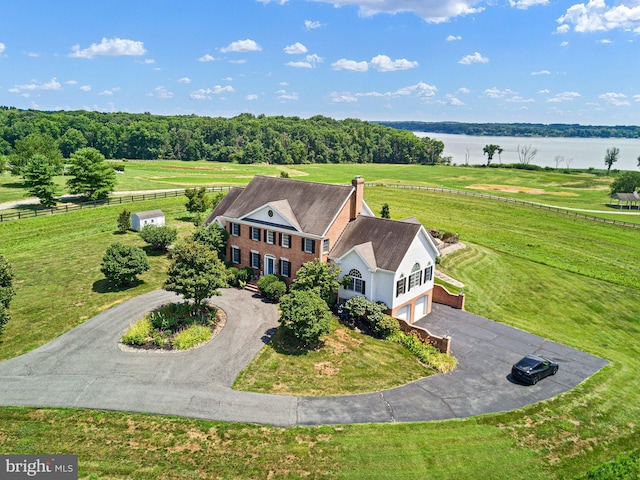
[{"left": 0, "top": 289, "right": 608, "bottom": 426}]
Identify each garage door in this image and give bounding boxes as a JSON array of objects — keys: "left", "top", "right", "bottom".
[
  {"left": 414, "top": 296, "right": 427, "bottom": 321},
  {"left": 397, "top": 305, "right": 411, "bottom": 322}
]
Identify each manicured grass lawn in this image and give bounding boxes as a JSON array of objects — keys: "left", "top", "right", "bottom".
[
  {"left": 1, "top": 169, "right": 639, "bottom": 479},
  {"left": 233, "top": 318, "right": 433, "bottom": 395}
]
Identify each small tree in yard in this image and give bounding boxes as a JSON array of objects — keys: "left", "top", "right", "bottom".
[
  {"left": 278, "top": 289, "right": 332, "bottom": 346},
  {"left": 0, "top": 255, "right": 16, "bottom": 333},
  {"left": 101, "top": 243, "right": 149, "bottom": 288},
  {"left": 257, "top": 274, "right": 287, "bottom": 302},
  {"left": 22, "top": 154, "right": 60, "bottom": 208},
  {"left": 380, "top": 203, "right": 390, "bottom": 219},
  {"left": 139, "top": 225, "right": 178, "bottom": 252},
  {"left": 117, "top": 209, "right": 131, "bottom": 233},
  {"left": 289, "top": 259, "right": 343, "bottom": 307},
  {"left": 610, "top": 172, "right": 640, "bottom": 195},
  {"left": 185, "top": 187, "right": 211, "bottom": 221},
  {"left": 164, "top": 239, "right": 228, "bottom": 314}
]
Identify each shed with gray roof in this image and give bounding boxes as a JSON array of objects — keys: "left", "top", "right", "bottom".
[{"left": 131, "top": 210, "right": 165, "bottom": 232}]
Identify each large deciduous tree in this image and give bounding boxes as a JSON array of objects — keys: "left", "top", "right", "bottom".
[
  {"left": 517, "top": 144, "right": 538, "bottom": 165},
  {"left": 191, "top": 224, "right": 228, "bottom": 259},
  {"left": 278, "top": 289, "right": 332, "bottom": 346},
  {"left": 101, "top": 243, "right": 150, "bottom": 288},
  {"left": 604, "top": 147, "right": 619, "bottom": 175},
  {"left": 289, "top": 259, "right": 343, "bottom": 307},
  {"left": 609, "top": 172, "right": 640, "bottom": 195},
  {"left": 11, "top": 133, "right": 63, "bottom": 175},
  {"left": 0, "top": 255, "right": 16, "bottom": 333},
  {"left": 164, "top": 239, "right": 228, "bottom": 311},
  {"left": 139, "top": 225, "right": 178, "bottom": 252},
  {"left": 22, "top": 154, "right": 60, "bottom": 207},
  {"left": 67, "top": 147, "right": 116, "bottom": 200},
  {"left": 482, "top": 144, "right": 501, "bottom": 166}
]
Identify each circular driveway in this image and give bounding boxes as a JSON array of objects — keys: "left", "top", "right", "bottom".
[{"left": 0, "top": 290, "right": 608, "bottom": 426}]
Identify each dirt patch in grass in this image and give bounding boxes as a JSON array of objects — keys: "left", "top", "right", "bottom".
[{"left": 467, "top": 184, "right": 579, "bottom": 196}]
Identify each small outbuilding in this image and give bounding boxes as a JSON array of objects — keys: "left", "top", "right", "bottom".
[{"left": 131, "top": 210, "right": 165, "bottom": 232}]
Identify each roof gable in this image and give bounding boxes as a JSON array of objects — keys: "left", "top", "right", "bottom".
[
  {"left": 330, "top": 216, "right": 425, "bottom": 272},
  {"left": 214, "top": 176, "right": 354, "bottom": 236},
  {"left": 241, "top": 200, "right": 302, "bottom": 231}
]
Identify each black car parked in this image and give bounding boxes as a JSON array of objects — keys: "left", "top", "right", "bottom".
[{"left": 511, "top": 354, "right": 559, "bottom": 385}]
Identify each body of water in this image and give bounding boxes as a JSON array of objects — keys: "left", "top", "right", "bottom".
[{"left": 414, "top": 132, "right": 640, "bottom": 171}]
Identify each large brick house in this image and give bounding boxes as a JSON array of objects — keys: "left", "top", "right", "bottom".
[{"left": 205, "top": 175, "right": 439, "bottom": 323}]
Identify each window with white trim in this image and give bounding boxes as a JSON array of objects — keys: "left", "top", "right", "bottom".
[
  {"left": 346, "top": 269, "right": 365, "bottom": 294},
  {"left": 303, "top": 238, "right": 315, "bottom": 254},
  {"left": 396, "top": 275, "right": 406, "bottom": 297},
  {"left": 266, "top": 230, "right": 275, "bottom": 245},
  {"left": 424, "top": 265, "right": 433, "bottom": 283},
  {"left": 280, "top": 258, "right": 291, "bottom": 278},
  {"left": 231, "top": 246, "right": 241, "bottom": 264},
  {"left": 323, "top": 238, "right": 330, "bottom": 253},
  {"left": 251, "top": 227, "right": 261, "bottom": 241},
  {"left": 250, "top": 251, "right": 260, "bottom": 269},
  {"left": 408, "top": 263, "right": 422, "bottom": 291},
  {"left": 281, "top": 233, "right": 291, "bottom": 248},
  {"left": 231, "top": 223, "right": 240, "bottom": 236}
]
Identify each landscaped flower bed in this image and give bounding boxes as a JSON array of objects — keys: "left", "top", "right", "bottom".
[{"left": 121, "top": 302, "right": 225, "bottom": 351}]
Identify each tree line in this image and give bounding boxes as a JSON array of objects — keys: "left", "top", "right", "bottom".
[
  {"left": 0, "top": 107, "right": 445, "bottom": 165},
  {"left": 379, "top": 121, "right": 640, "bottom": 139}
]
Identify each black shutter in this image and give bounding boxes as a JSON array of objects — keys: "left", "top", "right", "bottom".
[
  {"left": 361, "top": 280, "right": 366, "bottom": 295},
  {"left": 279, "top": 233, "right": 283, "bottom": 246},
  {"left": 238, "top": 249, "right": 241, "bottom": 264},
  {"left": 311, "top": 240, "right": 316, "bottom": 254},
  {"left": 301, "top": 238, "right": 305, "bottom": 251},
  {"left": 263, "top": 229, "right": 267, "bottom": 242},
  {"left": 237, "top": 224, "right": 241, "bottom": 237}
]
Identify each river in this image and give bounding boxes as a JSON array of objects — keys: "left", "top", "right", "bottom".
[{"left": 414, "top": 132, "right": 640, "bottom": 171}]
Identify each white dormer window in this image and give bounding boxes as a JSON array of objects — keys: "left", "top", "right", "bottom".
[{"left": 408, "top": 263, "right": 422, "bottom": 291}]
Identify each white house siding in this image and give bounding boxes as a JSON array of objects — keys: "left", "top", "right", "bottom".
[
  {"left": 245, "top": 205, "right": 296, "bottom": 230},
  {"left": 335, "top": 250, "right": 375, "bottom": 303},
  {"left": 390, "top": 231, "right": 437, "bottom": 311}
]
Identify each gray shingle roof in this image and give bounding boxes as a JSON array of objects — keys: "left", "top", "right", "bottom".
[
  {"left": 211, "top": 176, "right": 354, "bottom": 236},
  {"left": 133, "top": 210, "right": 164, "bottom": 220},
  {"left": 611, "top": 193, "right": 640, "bottom": 202},
  {"left": 329, "top": 216, "right": 422, "bottom": 272},
  {"left": 204, "top": 187, "right": 244, "bottom": 226}
]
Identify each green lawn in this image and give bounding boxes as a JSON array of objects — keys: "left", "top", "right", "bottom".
[{"left": 0, "top": 169, "right": 639, "bottom": 479}]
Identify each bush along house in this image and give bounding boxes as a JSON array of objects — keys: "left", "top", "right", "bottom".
[{"left": 205, "top": 175, "right": 439, "bottom": 324}]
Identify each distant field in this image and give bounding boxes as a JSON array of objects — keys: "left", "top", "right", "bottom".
[{"left": 3, "top": 162, "right": 637, "bottom": 225}]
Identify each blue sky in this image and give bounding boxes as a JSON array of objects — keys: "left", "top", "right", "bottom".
[{"left": 1, "top": 0, "right": 639, "bottom": 125}]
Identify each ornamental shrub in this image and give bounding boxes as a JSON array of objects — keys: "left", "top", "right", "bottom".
[
  {"left": 101, "top": 243, "right": 150, "bottom": 287},
  {"left": 173, "top": 325, "right": 212, "bottom": 350},
  {"left": 257, "top": 274, "right": 287, "bottom": 302},
  {"left": 122, "top": 318, "right": 152, "bottom": 346},
  {"left": 117, "top": 209, "right": 131, "bottom": 233},
  {"left": 343, "top": 295, "right": 388, "bottom": 337},
  {"left": 278, "top": 289, "right": 332, "bottom": 346},
  {"left": 139, "top": 224, "right": 178, "bottom": 251}
]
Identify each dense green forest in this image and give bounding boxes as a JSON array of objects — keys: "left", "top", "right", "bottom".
[
  {"left": 0, "top": 107, "right": 445, "bottom": 164},
  {"left": 378, "top": 121, "right": 640, "bottom": 139}
]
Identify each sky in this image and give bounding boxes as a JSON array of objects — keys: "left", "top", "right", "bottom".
[{"left": 1, "top": 0, "right": 640, "bottom": 125}]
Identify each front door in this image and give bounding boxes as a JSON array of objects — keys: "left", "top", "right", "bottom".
[{"left": 264, "top": 255, "right": 276, "bottom": 276}]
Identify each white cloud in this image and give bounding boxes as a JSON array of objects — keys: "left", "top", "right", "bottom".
[
  {"left": 79, "top": 85, "right": 91, "bottom": 92},
  {"left": 506, "top": 95, "right": 535, "bottom": 103},
  {"left": 220, "top": 39, "right": 262, "bottom": 53},
  {"left": 99, "top": 87, "right": 121, "bottom": 96},
  {"left": 10, "top": 77, "right": 62, "bottom": 93},
  {"left": 246, "top": 94, "right": 259, "bottom": 100},
  {"left": 147, "top": 86, "right": 174, "bottom": 99},
  {"left": 177, "top": 77, "right": 192, "bottom": 84},
  {"left": 557, "top": 0, "right": 640, "bottom": 33},
  {"left": 441, "top": 94, "right": 465, "bottom": 106},
  {"left": 70, "top": 37, "right": 145, "bottom": 59},
  {"left": 190, "top": 85, "right": 235, "bottom": 100},
  {"left": 459, "top": 52, "right": 489, "bottom": 64},
  {"left": 0, "top": 42, "right": 5, "bottom": 54},
  {"left": 309, "top": 0, "right": 484, "bottom": 23},
  {"left": 229, "top": 59, "right": 247, "bottom": 64},
  {"left": 599, "top": 92, "right": 630, "bottom": 106},
  {"left": 277, "top": 89, "right": 299, "bottom": 101},
  {"left": 370, "top": 54, "right": 418, "bottom": 72},
  {"left": 560, "top": 40, "right": 570, "bottom": 46},
  {"left": 198, "top": 54, "right": 215, "bottom": 62},
  {"left": 547, "top": 91, "right": 581, "bottom": 102},
  {"left": 634, "top": 94, "right": 640, "bottom": 102},
  {"left": 65, "top": 80, "right": 78, "bottom": 85},
  {"left": 304, "top": 19, "right": 323, "bottom": 30},
  {"left": 332, "top": 58, "right": 369, "bottom": 71},
  {"left": 142, "top": 58, "right": 155, "bottom": 64},
  {"left": 457, "top": 87, "right": 471, "bottom": 94},
  {"left": 279, "top": 82, "right": 289, "bottom": 86},
  {"left": 484, "top": 87, "right": 517, "bottom": 99},
  {"left": 556, "top": 24, "right": 571, "bottom": 33},
  {"left": 446, "top": 35, "right": 462, "bottom": 41},
  {"left": 357, "top": 82, "right": 437, "bottom": 99},
  {"left": 539, "top": 88, "right": 551, "bottom": 93},
  {"left": 26, "top": 52, "right": 40, "bottom": 58},
  {"left": 598, "top": 38, "right": 612, "bottom": 43},
  {"left": 285, "top": 53, "right": 323, "bottom": 69},
  {"left": 256, "top": 0, "right": 288, "bottom": 4},
  {"left": 509, "top": 0, "right": 548, "bottom": 9},
  {"left": 284, "top": 42, "right": 307, "bottom": 54},
  {"left": 330, "top": 92, "right": 358, "bottom": 103},
  {"left": 531, "top": 70, "right": 551, "bottom": 75}
]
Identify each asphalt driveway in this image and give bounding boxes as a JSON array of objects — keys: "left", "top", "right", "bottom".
[{"left": 0, "top": 290, "right": 608, "bottom": 426}]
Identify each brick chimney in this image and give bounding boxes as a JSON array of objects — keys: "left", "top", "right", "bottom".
[{"left": 350, "top": 176, "right": 364, "bottom": 220}]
